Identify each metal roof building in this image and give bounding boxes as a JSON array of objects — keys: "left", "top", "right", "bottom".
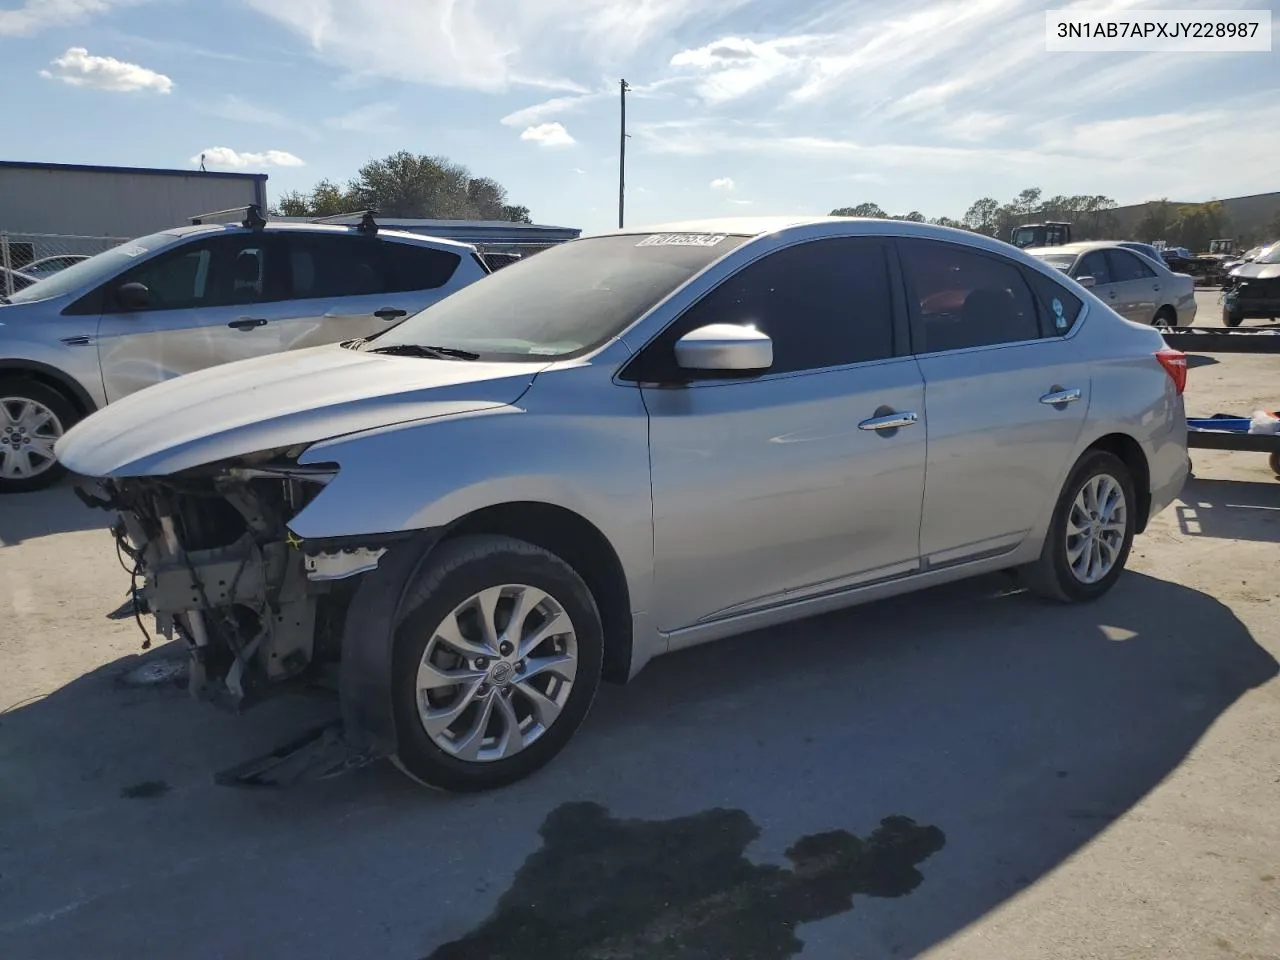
[{"left": 0, "top": 160, "right": 268, "bottom": 240}]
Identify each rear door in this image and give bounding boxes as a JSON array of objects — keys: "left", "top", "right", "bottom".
[
  {"left": 1104, "top": 249, "right": 1160, "bottom": 325},
  {"left": 270, "top": 233, "right": 471, "bottom": 351},
  {"left": 94, "top": 232, "right": 294, "bottom": 402},
  {"left": 899, "top": 237, "right": 1092, "bottom": 568}
]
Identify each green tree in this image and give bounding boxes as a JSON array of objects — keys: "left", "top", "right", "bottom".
[
  {"left": 963, "top": 197, "right": 1000, "bottom": 236},
  {"left": 893, "top": 210, "right": 927, "bottom": 222},
  {"left": 830, "top": 203, "right": 888, "bottom": 218},
  {"left": 1134, "top": 200, "right": 1175, "bottom": 243},
  {"left": 1167, "top": 202, "right": 1227, "bottom": 254},
  {"left": 270, "top": 152, "right": 532, "bottom": 222}
]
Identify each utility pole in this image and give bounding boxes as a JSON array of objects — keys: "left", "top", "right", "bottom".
[{"left": 618, "top": 78, "right": 630, "bottom": 229}]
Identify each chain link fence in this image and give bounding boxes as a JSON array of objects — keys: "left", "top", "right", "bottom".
[{"left": 1, "top": 232, "right": 129, "bottom": 297}]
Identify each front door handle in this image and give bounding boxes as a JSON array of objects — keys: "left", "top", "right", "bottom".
[
  {"left": 858, "top": 411, "right": 920, "bottom": 431},
  {"left": 1040, "top": 388, "right": 1082, "bottom": 405},
  {"left": 374, "top": 307, "right": 408, "bottom": 321},
  {"left": 228, "top": 317, "right": 267, "bottom": 330}
]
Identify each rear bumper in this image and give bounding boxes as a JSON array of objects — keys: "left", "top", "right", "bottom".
[{"left": 1147, "top": 422, "right": 1190, "bottom": 523}]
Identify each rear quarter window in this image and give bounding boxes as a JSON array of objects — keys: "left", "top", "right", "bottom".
[
  {"left": 380, "top": 240, "right": 461, "bottom": 293},
  {"left": 1022, "top": 268, "right": 1083, "bottom": 335}
]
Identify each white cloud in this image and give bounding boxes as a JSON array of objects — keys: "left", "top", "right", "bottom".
[
  {"left": 521, "top": 122, "right": 575, "bottom": 147},
  {"left": 39, "top": 46, "right": 172, "bottom": 93},
  {"left": 192, "top": 147, "right": 305, "bottom": 169},
  {"left": 243, "top": 0, "right": 745, "bottom": 92},
  {"left": 500, "top": 92, "right": 606, "bottom": 128},
  {"left": 201, "top": 94, "right": 299, "bottom": 129},
  {"left": 0, "top": 0, "right": 148, "bottom": 36},
  {"left": 325, "top": 101, "right": 399, "bottom": 133},
  {"left": 670, "top": 35, "right": 821, "bottom": 104},
  {"left": 710, "top": 177, "right": 735, "bottom": 191},
  {"left": 573, "top": 167, "right": 586, "bottom": 174}
]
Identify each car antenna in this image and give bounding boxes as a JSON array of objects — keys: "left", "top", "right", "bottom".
[{"left": 189, "top": 205, "right": 267, "bottom": 230}]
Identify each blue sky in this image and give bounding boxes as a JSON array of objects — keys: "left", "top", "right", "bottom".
[{"left": 2, "top": 0, "right": 1277, "bottom": 233}]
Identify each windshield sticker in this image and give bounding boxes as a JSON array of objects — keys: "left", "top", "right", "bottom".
[
  {"left": 636, "top": 234, "right": 728, "bottom": 248},
  {"left": 1052, "top": 297, "right": 1068, "bottom": 329}
]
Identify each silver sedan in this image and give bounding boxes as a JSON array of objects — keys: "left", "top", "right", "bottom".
[{"left": 1028, "top": 241, "right": 1197, "bottom": 328}]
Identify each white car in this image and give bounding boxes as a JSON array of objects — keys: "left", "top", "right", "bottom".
[{"left": 0, "top": 208, "right": 488, "bottom": 492}]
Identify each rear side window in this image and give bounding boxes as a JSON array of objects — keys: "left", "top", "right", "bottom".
[
  {"left": 898, "top": 239, "right": 1041, "bottom": 352},
  {"left": 380, "top": 240, "right": 461, "bottom": 293},
  {"left": 280, "top": 234, "right": 461, "bottom": 300},
  {"left": 1022, "top": 268, "right": 1083, "bottom": 335},
  {"left": 1106, "top": 249, "right": 1156, "bottom": 282}
]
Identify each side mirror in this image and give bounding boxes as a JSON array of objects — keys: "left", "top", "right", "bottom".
[
  {"left": 674, "top": 323, "right": 773, "bottom": 373},
  {"left": 1076, "top": 276, "right": 1097, "bottom": 289},
  {"left": 116, "top": 281, "right": 152, "bottom": 311}
]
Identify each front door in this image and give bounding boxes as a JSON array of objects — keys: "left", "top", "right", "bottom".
[
  {"left": 898, "top": 237, "right": 1092, "bottom": 566},
  {"left": 1072, "top": 249, "right": 1134, "bottom": 320},
  {"left": 636, "top": 237, "right": 927, "bottom": 632},
  {"left": 94, "top": 232, "right": 291, "bottom": 402}
]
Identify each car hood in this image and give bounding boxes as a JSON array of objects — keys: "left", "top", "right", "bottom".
[
  {"left": 1231, "top": 262, "right": 1280, "bottom": 280},
  {"left": 56, "top": 343, "right": 547, "bottom": 477}
]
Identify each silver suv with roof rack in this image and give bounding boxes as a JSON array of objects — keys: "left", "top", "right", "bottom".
[{"left": 0, "top": 206, "right": 488, "bottom": 492}]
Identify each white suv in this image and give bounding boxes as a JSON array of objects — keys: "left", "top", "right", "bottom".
[{"left": 0, "top": 208, "right": 488, "bottom": 492}]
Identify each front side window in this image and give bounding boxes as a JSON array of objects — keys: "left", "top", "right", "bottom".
[
  {"left": 107, "top": 235, "right": 273, "bottom": 312},
  {"left": 1107, "top": 249, "right": 1156, "bottom": 282},
  {"left": 628, "top": 237, "right": 896, "bottom": 381},
  {"left": 6, "top": 230, "right": 184, "bottom": 305},
  {"left": 1074, "top": 251, "right": 1113, "bottom": 285},
  {"left": 898, "top": 239, "right": 1041, "bottom": 352}
]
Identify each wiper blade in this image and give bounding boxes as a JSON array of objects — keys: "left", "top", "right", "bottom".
[{"left": 366, "top": 343, "right": 480, "bottom": 361}]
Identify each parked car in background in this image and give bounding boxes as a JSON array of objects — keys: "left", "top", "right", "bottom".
[
  {"left": 1222, "top": 242, "right": 1280, "bottom": 326},
  {"left": 1219, "top": 242, "right": 1276, "bottom": 284},
  {"left": 1115, "top": 241, "right": 1166, "bottom": 266},
  {"left": 20, "top": 254, "right": 91, "bottom": 279},
  {"left": 0, "top": 266, "right": 37, "bottom": 295},
  {"left": 58, "top": 216, "right": 1190, "bottom": 792},
  {"left": 0, "top": 207, "right": 488, "bottom": 492},
  {"left": 1027, "top": 241, "right": 1197, "bottom": 328}
]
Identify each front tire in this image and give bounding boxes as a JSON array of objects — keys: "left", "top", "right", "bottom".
[
  {"left": 0, "top": 379, "right": 77, "bottom": 494},
  {"left": 1019, "top": 450, "right": 1136, "bottom": 603},
  {"left": 390, "top": 535, "right": 603, "bottom": 792},
  {"left": 1222, "top": 306, "right": 1244, "bottom": 327}
]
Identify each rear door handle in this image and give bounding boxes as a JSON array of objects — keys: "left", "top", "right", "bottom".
[
  {"left": 858, "top": 411, "right": 920, "bottom": 431},
  {"left": 1040, "top": 388, "right": 1082, "bottom": 405},
  {"left": 374, "top": 307, "right": 408, "bottom": 321},
  {"left": 228, "top": 317, "right": 267, "bottom": 330}
]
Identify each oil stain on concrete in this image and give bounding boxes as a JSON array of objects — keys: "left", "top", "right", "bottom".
[{"left": 426, "top": 802, "right": 945, "bottom": 959}]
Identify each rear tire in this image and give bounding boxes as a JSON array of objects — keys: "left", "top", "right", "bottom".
[
  {"left": 1269, "top": 451, "right": 1280, "bottom": 477},
  {"left": 1222, "top": 306, "right": 1244, "bottom": 327},
  {"left": 1153, "top": 306, "right": 1178, "bottom": 329},
  {"left": 389, "top": 535, "right": 603, "bottom": 792},
  {"left": 1018, "top": 450, "right": 1136, "bottom": 604},
  {"left": 0, "top": 378, "right": 77, "bottom": 494}
]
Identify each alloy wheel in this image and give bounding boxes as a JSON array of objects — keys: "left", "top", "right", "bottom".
[
  {"left": 0, "top": 396, "right": 63, "bottom": 480},
  {"left": 414, "top": 584, "right": 579, "bottom": 762},
  {"left": 1065, "top": 473, "right": 1127, "bottom": 585}
]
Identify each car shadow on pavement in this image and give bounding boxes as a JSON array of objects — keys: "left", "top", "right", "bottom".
[
  {"left": 1174, "top": 476, "right": 1280, "bottom": 543},
  {"left": 0, "top": 571, "right": 1274, "bottom": 960},
  {"left": 0, "top": 480, "right": 111, "bottom": 546}
]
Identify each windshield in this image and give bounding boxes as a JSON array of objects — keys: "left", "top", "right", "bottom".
[
  {"left": 368, "top": 232, "right": 750, "bottom": 360},
  {"left": 1034, "top": 253, "right": 1077, "bottom": 272},
  {"left": 4, "top": 231, "right": 185, "bottom": 304},
  {"left": 1011, "top": 227, "right": 1040, "bottom": 247},
  {"left": 1257, "top": 244, "right": 1280, "bottom": 265}
]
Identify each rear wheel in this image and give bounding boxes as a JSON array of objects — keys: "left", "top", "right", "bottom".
[
  {"left": 1153, "top": 306, "right": 1178, "bottom": 329},
  {"left": 1019, "top": 450, "right": 1136, "bottom": 603},
  {"left": 0, "top": 379, "right": 76, "bottom": 494},
  {"left": 390, "top": 535, "right": 603, "bottom": 792},
  {"left": 1269, "top": 451, "right": 1280, "bottom": 477}
]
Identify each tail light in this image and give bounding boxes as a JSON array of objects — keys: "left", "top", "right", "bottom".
[{"left": 1156, "top": 347, "right": 1187, "bottom": 395}]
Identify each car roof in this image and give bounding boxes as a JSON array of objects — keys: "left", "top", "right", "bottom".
[
  {"left": 590, "top": 215, "right": 1067, "bottom": 261},
  {"left": 153, "top": 221, "right": 478, "bottom": 253},
  {"left": 1024, "top": 241, "right": 1143, "bottom": 256}
]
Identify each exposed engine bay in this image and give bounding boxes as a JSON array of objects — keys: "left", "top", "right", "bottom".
[{"left": 80, "top": 453, "right": 382, "bottom": 714}]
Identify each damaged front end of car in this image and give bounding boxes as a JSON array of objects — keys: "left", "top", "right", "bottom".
[{"left": 78, "top": 446, "right": 402, "bottom": 784}]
